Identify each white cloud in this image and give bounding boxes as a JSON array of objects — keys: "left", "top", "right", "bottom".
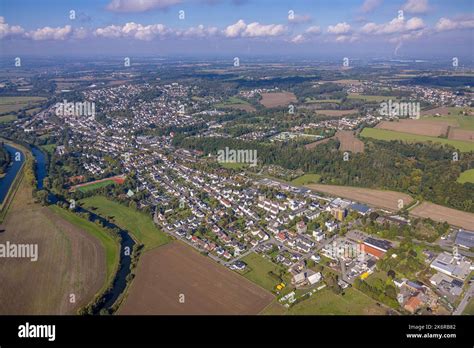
[
  {"left": 305, "top": 25, "right": 321, "bottom": 35},
  {"left": 335, "top": 35, "right": 359, "bottom": 43},
  {"left": 224, "top": 19, "right": 247, "bottom": 38},
  {"left": 106, "top": 0, "right": 181, "bottom": 12},
  {"left": 327, "top": 22, "right": 351, "bottom": 34},
  {"left": 0, "top": 16, "right": 25, "bottom": 39},
  {"left": 290, "top": 34, "right": 305, "bottom": 44},
  {"left": 26, "top": 25, "right": 73, "bottom": 41},
  {"left": 360, "top": 0, "right": 383, "bottom": 13},
  {"left": 361, "top": 17, "right": 424, "bottom": 35},
  {"left": 402, "top": 0, "right": 429, "bottom": 14},
  {"left": 95, "top": 22, "right": 170, "bottom": 40},
  {"left": 290, "top": 25, "right": 321, "bottom": 44},
  {"left": 178, "top": 24, "right": 219, "bottom": 38},
  {"left": 224, "top": 20, "right": 286, "bottom": 38},
  {"left": 73, "top": 27, "right": 89, "bottom": 39},
  {"left": 435, "top": 17, "right": 474, "bottom": 32},
  {"left": 405, "top": 17, "right": 424, "bottom": 31}
]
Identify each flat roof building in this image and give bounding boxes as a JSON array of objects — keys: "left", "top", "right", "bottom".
[{"left": 455, "top": 230, "right": 474, "bottom": 249}]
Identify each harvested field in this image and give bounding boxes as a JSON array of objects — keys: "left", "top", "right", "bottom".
[
  {"left": 326, "top": 79, "right": 364, "bottom": 85},
  {"left": 306, "top": 184, "right": 413, "bottom": 211},
  {"left": 305, "top": 137, "right": 331, "bottom": 150},
  {"left": 376, "top": 119, "right": 451, "bottom": 137},
  {"left": 260, "top": 92, "right": 297, "bottom": 108},
  {"left": 120, "top": 242, "right": 274, "bottom": 315},
  {"left": 0, "top": 177, "right": 106, "bottom": 314},
  {"left": 314, "top": 109, "right": 357, "bottom": 116},
  {"left": 335, "top": 130, "right": 364, "bottom": 153},
  {"left": 410, "top": 202, "right": 474, "bottom": 231},
  {"left": 360, "top": 128, "right": 474, "bottom": 152},
  {"left": 448, "top": 128, "right": 474, "bottom": 142},
  {"left": 218, "top": 103, "right": 256, "bottom": 112},
  {"left": 421, "top": 106, "right": 464, "bottom": 116}
]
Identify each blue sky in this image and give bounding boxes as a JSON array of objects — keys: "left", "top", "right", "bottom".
[{"left": 0, "top": 0, "right": 473, "bottom": 58}]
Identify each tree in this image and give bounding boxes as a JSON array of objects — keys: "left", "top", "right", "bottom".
[{"left": 35, "top": 190, "right": 49, "bottom": 206}]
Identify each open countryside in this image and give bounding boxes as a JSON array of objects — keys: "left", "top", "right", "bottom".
[
  {"left": 410, "top": 202, "right": 474, "bottom": 231},
  {"left": 360, "top": 128, "right": 474, "bottom": 152},
  {"left": 306, "top": 184, "right": 413, "bottom": 211},
  {"left": 119, "top": 242, "right": 274, "bottom": 315},
  {"left": 0, "top": 174, "right": 108, "bottom": 314}
]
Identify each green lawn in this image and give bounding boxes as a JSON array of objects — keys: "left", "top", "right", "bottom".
[
  {"left": 80, "top": 196, "right": 170, "bottom": 250},
  {"left": 291, "top": 173, "right": 321, "bottom": 186},
  {"left": 240, "top": 252, "right": 287, "bottom": 292},
  {"left": 361, "top": 127, "right": 474, "bottom": 152},
  {"left": 49, "top": 205, "right": 120, "bottom": 287},
  {"left": 77, "top": 180, "right": 116, "bottom": 193},
  {"left": 216, "top": 96, "right": 250, "bottom": 107},
  {"left": 40, "top": 144, "right": 56, "bottom": 155},
  {"left": 262, "top": 288, "right": 386, "bottom": 315},
  {"left": 462, "top": 298, "right": 474, "bottom": 315},
  {"left": 457, "top": 169, "right": 474, "bottom": 184}
]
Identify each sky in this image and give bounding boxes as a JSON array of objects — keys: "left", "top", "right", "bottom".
[{"left": 0, "top": 0, "right": 473, "bottom": 58}]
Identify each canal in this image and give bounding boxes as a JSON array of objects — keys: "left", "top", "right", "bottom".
[{"left": 0, "top": 144, "right": 25, "bottom": 206}]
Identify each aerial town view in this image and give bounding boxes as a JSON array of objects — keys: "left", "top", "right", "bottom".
[{"left": 0, "top": 0, "right": 473, "bottom": 345}]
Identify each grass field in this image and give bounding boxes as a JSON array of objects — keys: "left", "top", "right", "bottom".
[
  {"left": 0, "top": 96, "right": 46, "bottom": 114},
  {"left": 360, "top": 127, "right": 474, "bottom": 152},
  {"left": 0, "top": 114, "right": 17, "bottom": 123},
  {"left": 40, "top": 144, "right": 56, "bottom": 155},
  {"left": 457, "top": 169, "right": 474, "bottom": 184},
  {"left": 219, "top": 162, "right": 248, "bottom": 169},
  {"left": 262, "top": 288, "right": 386, "bottom": 315},
  {"left": 240, "top": 253, "right": 287, "bottom": 292},
  {"left": 304, "top": 98, "right": 341, "bottom": 104},
  {"left": 77, "top": 179, "right": 116, "bottom": 193},
  {"left": 422, "top": 107, "right": 474, "bottom": 130},
  {"left": 215, "top": 97, "right": 256, "bottom": 112},
  {"left": 80, "top": 196, "right": 170, "bottom": 250},
  {"left": 348, "top": 93, "right": 398, "bottom": 102},
  {"left": 49, "top": 205, "right": 119, "bottom": 286},
  {"left": 462, "top": 298, "right": 474, "bottom": 315},
  {"left": 291, "top": 173, "right": 321, "bottom": 186}
]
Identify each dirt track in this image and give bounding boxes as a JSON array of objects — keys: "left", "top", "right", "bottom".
[{"left": 119, "top": 242, "right": 274, "bottom": 315}]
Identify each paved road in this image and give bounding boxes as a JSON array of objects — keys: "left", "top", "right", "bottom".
[{"left": 453, "top": 282, "right": 474, "bottom": 315}]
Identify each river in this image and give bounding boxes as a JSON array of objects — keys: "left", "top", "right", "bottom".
[
  {"left": 30, "top": 145, "right": 135, "bottom": 314},
  {"left": 0, "top": 144, "right": 25, "bottom": 206}
]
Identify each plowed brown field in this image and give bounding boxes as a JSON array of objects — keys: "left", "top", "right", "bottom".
[{"left": 120, "top": 242, "right": 274, "bottom": 315}]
